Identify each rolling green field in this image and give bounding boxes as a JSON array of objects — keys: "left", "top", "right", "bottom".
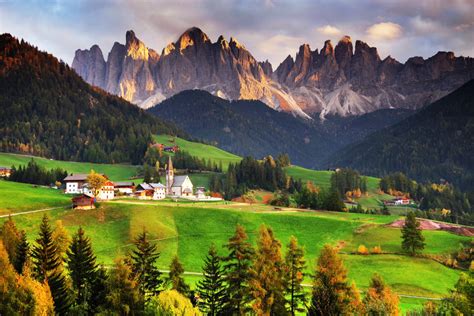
[
  {"left": 0, "top": 180, "right": 70, "bottom": 214},
  {"left": 4, "top": 201, "right": 469, "bottom": 302},
  {"left": 154, "top": 134, "right": 241, "bottom": 170},
  {"left": 0, "top": 152, "right": 138, "bottom": 181}
]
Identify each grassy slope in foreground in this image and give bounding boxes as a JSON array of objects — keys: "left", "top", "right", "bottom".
[
  {"left": 0, "top": 180, "right": 70, "bottom": 214},
  {"left": 0, "top": 153, "right": 138, "bottom": 181},
  {"left": 5, "top": 202, "right": 469, "bottom": 299},
  {"left": 154, "top": 135, "right": 241, "bottom": 171}
]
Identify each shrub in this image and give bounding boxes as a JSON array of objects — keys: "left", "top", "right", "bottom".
[
  {"left": 371, "top": 246, "right": 382, "bottom": 254},
  {"left": 357, "top": 245, "right": 369, "bottom": 255}
]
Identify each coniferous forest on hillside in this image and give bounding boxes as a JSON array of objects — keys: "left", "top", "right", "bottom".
[{"left": 0, "top": 34, "right": 183, "bottom": 164}]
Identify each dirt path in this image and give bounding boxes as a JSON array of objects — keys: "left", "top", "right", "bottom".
[{"left": 0, "top": 207, "right": 64, "bottom": 218}]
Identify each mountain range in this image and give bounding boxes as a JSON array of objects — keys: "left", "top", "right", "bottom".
[{"left": 73, "top": 27, "right": 474, "bottom": 118}]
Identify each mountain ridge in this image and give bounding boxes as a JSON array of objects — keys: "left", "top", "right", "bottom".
[{"left": 73, "top": 27, "right": 474, "bottom": 118}]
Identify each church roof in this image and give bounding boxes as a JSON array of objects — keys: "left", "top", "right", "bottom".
[{"left": 172, "top": 175, "right": 190, "bottom": 187}]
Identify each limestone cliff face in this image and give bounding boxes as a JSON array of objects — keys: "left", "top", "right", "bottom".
[{"left": 73, "top": 27, "right": 474, "bottom": 117}]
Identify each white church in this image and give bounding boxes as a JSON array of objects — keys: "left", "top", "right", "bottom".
[{"left": 165, "top": 156, "right": 194, "bottom": 197}]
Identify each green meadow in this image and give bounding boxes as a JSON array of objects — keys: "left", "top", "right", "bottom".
[
  {"left": 4, "top": 201, "right": 469, "bottom": 303},
  {"left": 154, "top": 134, "right": 242, "bottom": 171},
  {"left": 0, "top": 152, "right": 138, "bottom": 181}
]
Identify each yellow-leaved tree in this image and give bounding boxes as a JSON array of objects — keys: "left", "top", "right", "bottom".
[{"left": 87, "top": 170, "right": 106, "bottom": 198}]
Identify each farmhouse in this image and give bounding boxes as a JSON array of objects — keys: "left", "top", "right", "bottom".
[
  {"left": 114, "top": 181, "right": 135, "bottom": 195},
  {"left": 72, "top": 194, "right": 95, "bottom": 210},
  {"left": 165, "top": 156, "right": 193, "bottom": 197},
  {"left": 135, "top": 183, "right": 166, "bottom": 200},
  {"left": 384, "top": 197, "right": 412, "bottom": 206},
  {"left": 0, "top": 166, "right": 11, "bottom": 178},
  {"left": 64, "top": 174, "right": 89, "bottom": 194}
]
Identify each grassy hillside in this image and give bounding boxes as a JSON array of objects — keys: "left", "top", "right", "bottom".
[
  {"left": 5, "top": 201, "right": 469, "bottom": 299},
  {"left": 154, "top": 134, "right": 241, "bottom": 171},
  {"left": 0, "top": 153, "right": 138, "bottom": 181},
  {"left": 0, "top": 180, "right": 70, "bottom": 214}
]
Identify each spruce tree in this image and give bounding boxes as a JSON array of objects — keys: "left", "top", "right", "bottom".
[
  {"left": 67, "top": 227, "right": 99, "bottom": 311},
  {"left": 128, "top": 229, "right": 163, "bottom": 303},
  {"left": 284, "top": 236, "right": 306, "bottom": 315},
  {"left": 223, "top": 224, "right": 254, "bottom": 314},
  {"left": 197, "top": 244, "right": 228, "bottom": 315},
  {"left": 308, "top": 244, "right": 360, "bottom": 316},
  {"left": 168, "top": 255, "right": 190, "bottom": 296},
  {"left": 13, "top": 229, "right": 29, "bottom": 274},
  {"left": 249, "top": 225, "right": 287, "bottom": 315},
  {"left": 32, "top": 215, "right": 71, "bottom": 315},
  {"left": 401, "top": 211, "right": 425, "bottom": 256}
]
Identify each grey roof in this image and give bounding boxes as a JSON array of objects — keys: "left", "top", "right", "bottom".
[
  {"left": 137, "top": 183, "right": 153, "bottom": 191},
  {"left": 114, "top": 181, "right": 135, "bottom": 187},
  {"left": 172, "top": 175, "right": 190, "bottom": 187},
  {"left": 64, "top": 174, "right": 88, "bottom": 181},
  {"left": 150, "top": 183, "right": 166, "bottom": 189}
]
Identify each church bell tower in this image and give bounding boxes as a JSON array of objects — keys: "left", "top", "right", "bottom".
[{"left": 166, "top": 156, "right": 174, "bottom": 194}]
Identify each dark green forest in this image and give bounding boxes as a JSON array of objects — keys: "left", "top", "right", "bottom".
[{"left": 0, "top": 34, "right": 182, "bottom": 164}]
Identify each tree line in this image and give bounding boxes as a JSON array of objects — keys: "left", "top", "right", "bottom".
[
  {"left": 209, "top": 156, "right": 302, "bottom": 200},
  {"left": 144, "top": 148, "right": 223, "bottom": 174},
  {"left": 380, "top": 172, "right": 473, "bottom": 225},
  {"left": 8, "top": 159, "right": 67, "bottom": 186},
  {"left": 2, "top": 212, "right": 466, "bottom": 316}
]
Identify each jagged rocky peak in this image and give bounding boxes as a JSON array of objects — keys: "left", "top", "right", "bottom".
[
  {"left": 259, "top": 60, "right": 273, "bottom": 77},
  {"left": 125, "top": 30, "right": 149, "bottom": 60},
  {"left": 72, "top": 44, "right": 106, "bottom": 89},
  {"left": 354, "top": 40, "right": 380, "bottom": 61},
  {"left": 176, "top": 26, "right": 210, "bottom": 50},
  {"left": 335, "top": 36, "right": 353, "bottom": 62},
  {"left": 217, "top": 35, "right": 230, "bottom": 49},
  {"left": 321, "top": 40, "right": 334, "bottom": 56}
]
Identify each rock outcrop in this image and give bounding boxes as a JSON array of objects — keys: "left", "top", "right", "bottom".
[{"left": 73, "top": 27, "right": 474, "bottom": 118}]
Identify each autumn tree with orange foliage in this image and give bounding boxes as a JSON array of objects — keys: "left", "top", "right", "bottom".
[
  {"left": 308, "top": 244, "right": 362, "bottom": 316},
  {"left": 363, "top": 273, "right": 399, "bottom": 315},
  {"left": 0, "top": 240, "right": 54, "bottom": 315},
  {"left": 249, "top": 225, "right": 287, "bottom": 315}
]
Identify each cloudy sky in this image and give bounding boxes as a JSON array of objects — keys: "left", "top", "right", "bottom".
[{"left": 1, "top": 0, "right": 473, "bottom": 66}]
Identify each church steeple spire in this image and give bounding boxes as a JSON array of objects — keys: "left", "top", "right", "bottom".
[{"left": 166, "top": 156, "right": 174, "bottom": 195}]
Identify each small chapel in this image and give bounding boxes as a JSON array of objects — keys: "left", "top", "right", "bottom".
[{"left": 165, "top": 156, "right": 194, "bottom": 197}]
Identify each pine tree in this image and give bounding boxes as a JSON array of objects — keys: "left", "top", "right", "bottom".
[
  {"left": 223, "top": 224, "right": 254, "bottom": 314},
  {"left": 13, "top": 229, "right": 29, "bottom": 274},
  {"left": 67, "top": 227, "right": 99, "bottom": 311},
  {"left": 168, "top": 255, "right": 190, "bottom": 296},
  {"left": 32, "top": 215, "right": 71, "bottom": 315},
  {"left": 308, "top": 244, "right": 360, "bottom": 316},
  {"left": 197, "top": 244, "right": 228, "bottom": 315},
  {"left": 249, "top": 225, "right": 287, "bottom": 315},
  {"left": 401, "top": 211, "right": 425, "bottom": 256},
  {"left": 128, "top": 229, "right": 163, "bottom": 304},
  {"left": 284, "top": 236, "right": 306, "bottom": 315}
]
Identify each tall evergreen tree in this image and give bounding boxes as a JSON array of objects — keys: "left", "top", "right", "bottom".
[
  {"left": 249, "top": 225, "right": 287, "bottom": 315},
  {"left": 284, "top": 236, "right": 306, "bottom": 316},
  {"left": 308, "top": 244, "right": 360, "bottom": 316},
  {"left": 128, "top": 229, "right": 163, "bottom": 304},
  {"left": 67, "top": 227, "right": 99, "bottom": 312},
  {"left": 13, "top": 229, "right": 29, "bottom": 274},
  {"left": 401, "top": 211, "right": 425, "bottom": 256},
  {"left": 168, "top": 255, "right": 190, "bottom": 296},
  {"left": 197, "top": 244, "right": 228, "bottom": 315},
  {"left": 223, "top": 224, "right": 254, "bottom": 315},
  {"left": 31, "top": 215, "right": 71, "bottom": 315}
]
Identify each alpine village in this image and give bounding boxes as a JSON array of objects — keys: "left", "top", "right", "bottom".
[{"left": 0, "top": 1, "right": 473, "bottom": 315}]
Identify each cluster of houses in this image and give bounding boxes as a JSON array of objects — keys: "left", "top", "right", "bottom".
[{"left": 67, "top": 157, "right": 218, "bottom": 209}]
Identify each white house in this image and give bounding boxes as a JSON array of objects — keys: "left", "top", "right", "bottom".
[
  {"left": 114, "top": 182, "right": 135, "bottom": 195},
  {"left": 135, "top": 182, "right": 166, "bottom": 200},
  {"left": 97, "top": 181, "right": 115, "bottom": 200},
  {"left": 152, "top": 183, "right": 166, "bottom": 200},
  {"left": 64, "top": 174, "right": 88, "bottom": 194},
  {"left": 165, "top": 156, "right": 194, "bottom": 197}
]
